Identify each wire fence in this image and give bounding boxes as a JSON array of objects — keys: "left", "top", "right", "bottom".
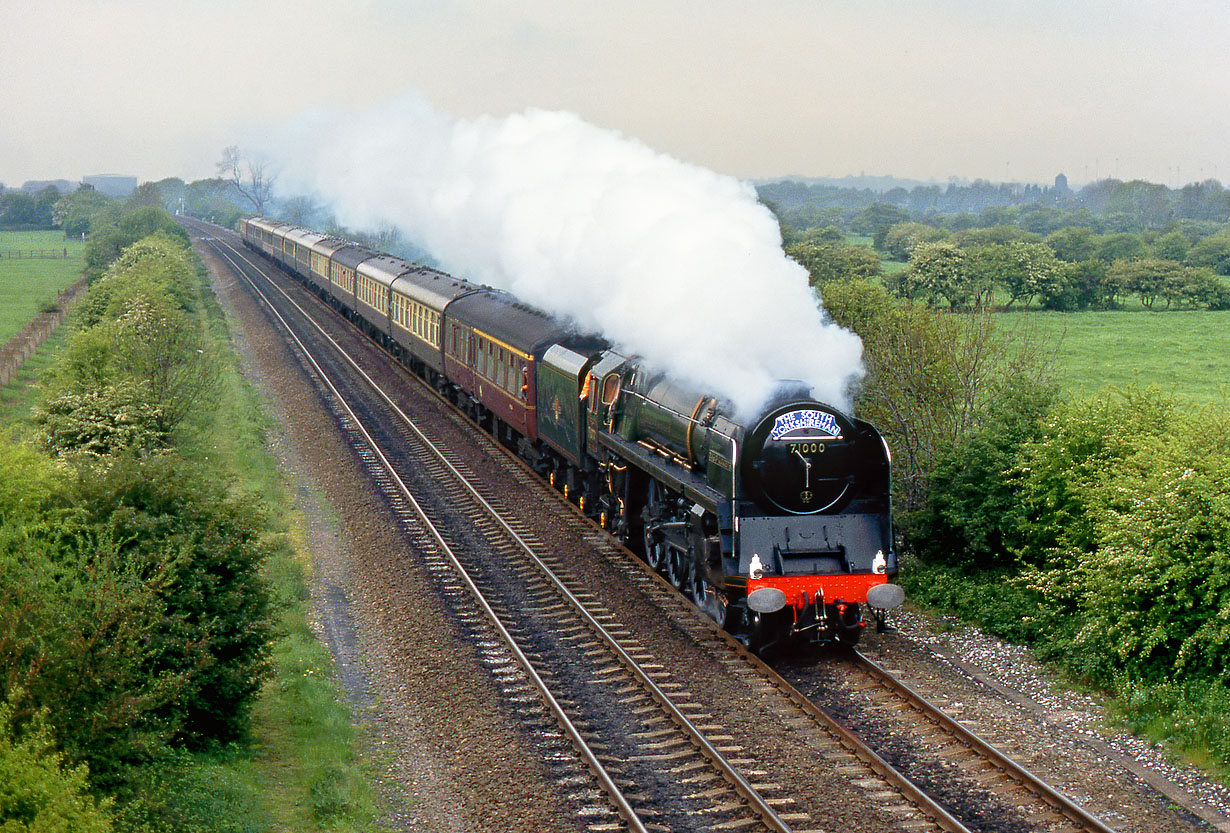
[
  {"left": 0, "top": 277, "right": 88, "bottom": 387},
  {"left": 0, "top": 249, "right": 79, "bottom": 259}
]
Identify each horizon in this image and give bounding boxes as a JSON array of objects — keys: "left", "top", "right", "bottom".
[
  {"left": 3, "top": 3, "right": 1226, "bottom": 191},
  {"left": 5, "top": 169, "right": 1222, "bottom": 197}
]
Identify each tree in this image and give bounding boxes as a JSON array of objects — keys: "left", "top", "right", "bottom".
[
  {"left": 150, "top": 177, "right": 187, "bottom": 214},
  {"left": 880, "top": 221, "right": 947, "bottom": 262},
  {"left": 124, "top": 182, "right": 163, "bottom": 209},
  {"left": 53, "top": 186, "right": 111, "bottom": 237},
  {"left": 822, "top": 280, "right": 1052, "bottom": 520},
  {"left": 1107, "top": 258, "right": 1186, "bottom": 309},
  {"left": 852, "top": 202, "right": 911, "bottom": 248},
  {"left": 898, "top": 241, "right": 983, "bottom": 308},
  {"left": 1040, "top": 259, "right": 1109, "bottom": 311},
  {"left": 83, "top": 206, "right": 188, "bottom": 282},
  {"left": 278, "top": 194, "right": 323, "bottom": 226},
  {"left": 971, "top": 241, "right": 1067, "bottom": 309},
  {"left": 1186, "top": 230, "right": 1230, "bottom": 275},
  {"left": 1161, "top": 265, "right": 1230, "bottom": 309},
  {"left": 1045, "top": 226, "right": 1098, "bottom": 262},
  {"left": 1097, "top": 232, "right": 1146, "bottom": 263},
  {"left": 952, "top": 224, "right": 1040, "bottom": 248},
  {"left": 1151, "top": 229, "right": 1190, "bottom": 261},
  {"left": 217, "top": 145, "right": 275, "bottom": 214},
  {"left": 787, "top": 240, "right": 881, "bottom": 286},
  {"left": 184, "top": 177, "right": 247, "bottom": 226},
  {"left": 0, "top": 187, "right": 58, "bottom": 229}
]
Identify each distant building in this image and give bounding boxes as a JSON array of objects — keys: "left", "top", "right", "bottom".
[
  {"left": 83, "top": 174, "right": 137, "bottom": 198},
  {"left": 1054, "top": 173, "right": 1070, "bottom": 194}
]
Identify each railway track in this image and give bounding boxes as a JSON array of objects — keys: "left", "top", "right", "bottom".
[
  {"left": 196, "top": 225, "right": 803, "bottom": 830},
  {"left": 187, "top": 219, "right": 1124, "bottom": 833},
  {"left": 836, "top": 649, "right": 1121, "bottom": 833}
]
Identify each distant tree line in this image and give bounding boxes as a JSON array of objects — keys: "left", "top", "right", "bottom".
[
  {"left": 0, "top": 185, "right": 62, "bottom": 229},
  {"left": 762, "top": 175, "right": 1230, "bottom": 236},
  {"left": 0, "top": 174, "right": 256, "bottom": 235},
  {"left": 769, "top": 177, "right": 1230, "bottom": 311}
]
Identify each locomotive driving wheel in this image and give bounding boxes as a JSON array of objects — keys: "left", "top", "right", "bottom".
[
  {"left": 665, "top": 547, "right": 690, "bottom": 590},
  {"left": 690, "top": 566, "right": 727, "bottom": 626},
  {"left": 643, "top": 527, "right": 666, "bottom": 571}
]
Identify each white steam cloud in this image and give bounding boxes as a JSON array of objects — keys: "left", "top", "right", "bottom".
[{"left": 270, "top": 97, "right": 863, "bottom": 416}]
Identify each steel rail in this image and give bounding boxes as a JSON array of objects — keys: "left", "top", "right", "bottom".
[{"left": 853, "top": 649, "right": 1121, "bottom": 833}]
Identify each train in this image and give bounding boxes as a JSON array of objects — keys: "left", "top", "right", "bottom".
[{"left": 238, "top": 215, "right": 904, "bottom": 651}]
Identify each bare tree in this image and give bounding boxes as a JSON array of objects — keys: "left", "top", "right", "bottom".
[{"left": 217, "top": 145, "right": 276, "bottom": 214}]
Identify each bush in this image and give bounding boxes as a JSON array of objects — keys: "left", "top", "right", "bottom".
[
  {"left": 33, "top": 383, "right": 169, "bottom": 459},
  {"left": 36, "top": 234, "right": 221, "bottom": 456},
  {"left": 910, "top": 371, "right": 1057, "bottom": 569},
  {"left": 1062, "top": 442, "right": 1230, "bottom": 684},
  {"left": 69, "top": 457, "right": 275, "bottom": 747},
  {"left": 1010, "top": 387, "right": 1178, "bottom": 569},
  {"left": 900, "top": 563, "right": 1047, "bottom": 645},
  {"left": 0, "top": 702, "right": 114, "bottom": 833},
  {"left": 84, "top": 207, "right": 188, "bottom": 282},
  {"left": 0, "top": 522, "right": 182, "bottom": 787},
  {"left": 1009, "top": 389, "right": 1230, "bottom": 689},
  {"left": 824, "top": 279, "right": 1053, "bottom": 520}
]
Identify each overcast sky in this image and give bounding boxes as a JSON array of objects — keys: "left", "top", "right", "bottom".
[{"left": 2, "top": 0, "right": 1226, "bottom": 189}]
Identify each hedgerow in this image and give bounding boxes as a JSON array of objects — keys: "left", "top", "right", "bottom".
[{"left": 0, "top": 227, "right": 275, "bottom": 826}]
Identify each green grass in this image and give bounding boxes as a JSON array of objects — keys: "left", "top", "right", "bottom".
[
  {"left": 0, "top": 229, "right": 87, "bottom": 256},
  {"left": 998, "top": 310, "right": 1230, "bottom": 404},
  {"left": 189, "top": 264, "right": 385, "bottom": 832},
  {"left": 0, "top": 231, "right": 85, "bottom": 343}
]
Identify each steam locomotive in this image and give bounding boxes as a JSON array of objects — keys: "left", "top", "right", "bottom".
[{"left": 239, "top": 216, "right": 903, "bottom": 650}]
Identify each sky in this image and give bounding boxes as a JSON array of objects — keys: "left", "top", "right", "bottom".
[{"left": 2, "top": 0, "right": 1227, "bottom": 190}]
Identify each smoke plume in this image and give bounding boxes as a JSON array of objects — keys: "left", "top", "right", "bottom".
[{"left": 271, "top": 97, "right": 863, "bottom": 416}]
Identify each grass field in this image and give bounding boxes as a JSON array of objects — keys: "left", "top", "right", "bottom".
[
  {"left": 998, "top": 309, "right": 1230, "bottom": 404},
  {"left": 0, "top": 230, "right": 85, "bottom": 342},
  {"left": 0, "top": 229, "right": 87, "bottom": 256}
]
